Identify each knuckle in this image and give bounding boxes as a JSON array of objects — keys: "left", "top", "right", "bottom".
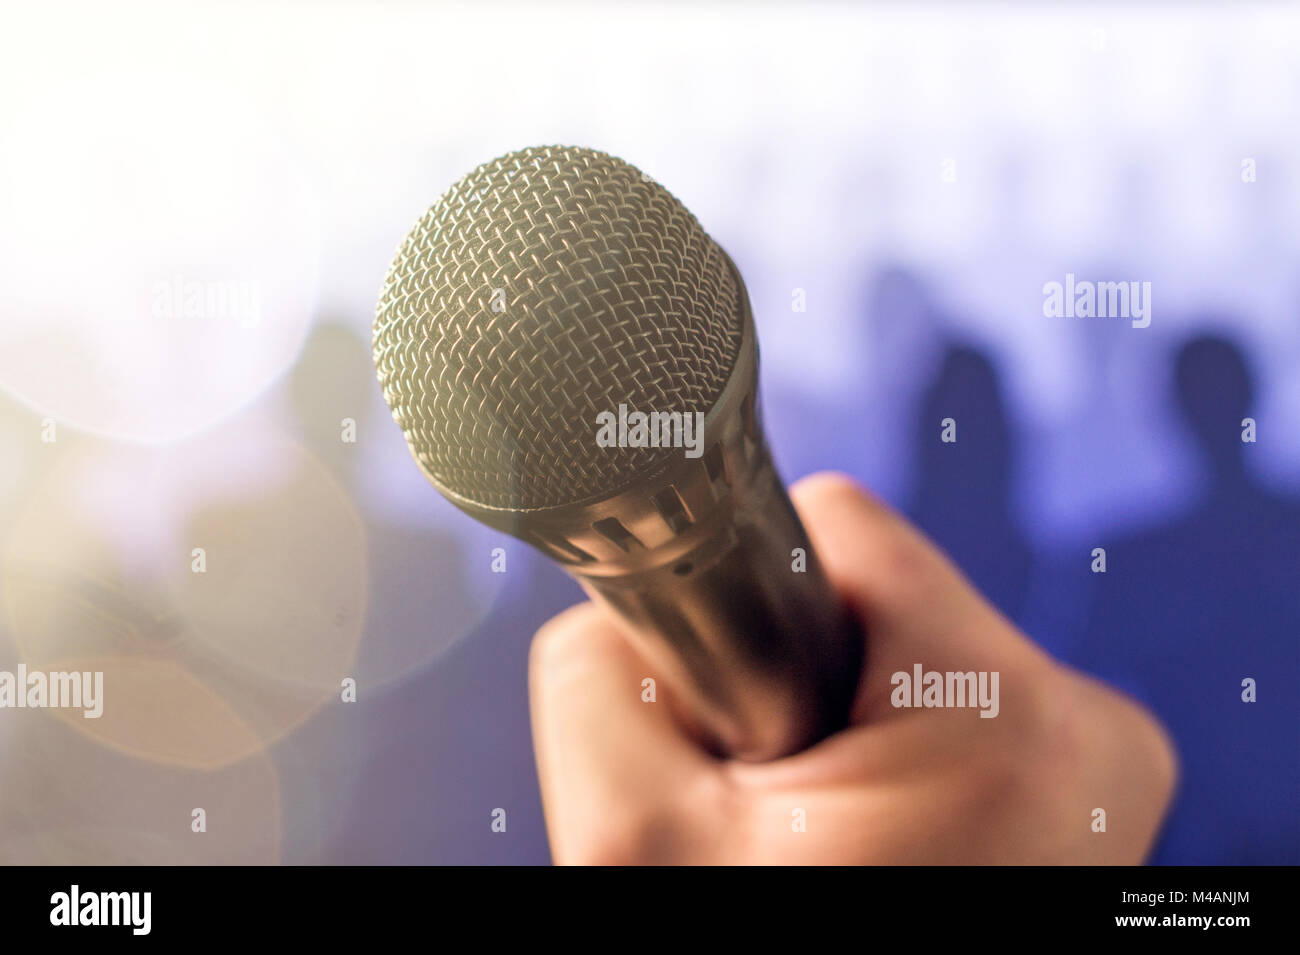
[{"left": 530, "top": 603, "right": 601, "bottom": 672}]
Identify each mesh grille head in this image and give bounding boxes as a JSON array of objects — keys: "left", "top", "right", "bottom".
[{"left": 373, "top": 145, "right": 743, "bottom": 510}]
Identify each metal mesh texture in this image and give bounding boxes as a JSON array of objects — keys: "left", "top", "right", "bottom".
[{"left": 373, "top": 145, "right": 743, "bottom": 510}]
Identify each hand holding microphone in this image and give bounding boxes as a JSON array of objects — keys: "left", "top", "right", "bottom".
[
  {"left": 530, "top": 473, "right": 1180, "bottom": 865},
  {"left": 374, "top": 145, "right": 862, "bottom": 760}
]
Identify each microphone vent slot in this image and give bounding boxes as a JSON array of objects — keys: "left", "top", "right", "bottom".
[
  {"left": 592, "top": 517, "right": 642, "bottom": 553},
  {"left": 652, "top": 485, "right": 693, "bottom": 533},
  {"left": 702, "top": 442, "right": 728, "bottom": 487},
  {"left": 528, "top": 531, "right": 595, "bottom": 564},
  {"left": 740, "top": 393, "right": 758, "bottom": 461},
  {"left": 741, "top": 393, "right": 757, "bottom": 439}
]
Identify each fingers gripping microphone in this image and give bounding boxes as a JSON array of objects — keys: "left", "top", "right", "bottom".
[{"left": 373, "top": 145, "right": 862, "bottom": 760}]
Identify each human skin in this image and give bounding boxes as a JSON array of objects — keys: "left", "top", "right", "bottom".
[{"left": 530, "top": 473, "right": 1179, "bottom": 865}]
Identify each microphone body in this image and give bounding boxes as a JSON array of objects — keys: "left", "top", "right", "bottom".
[{"left": 373, "top": 145, "right": 863, "bottom": 761}]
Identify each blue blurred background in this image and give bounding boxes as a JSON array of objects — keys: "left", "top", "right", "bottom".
[{"left": 0, "top": 1, "right": 1296, "bottom": 864}]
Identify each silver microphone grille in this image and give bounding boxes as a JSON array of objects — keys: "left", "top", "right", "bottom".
[{"left": 373, "top": 145, "right": 744, "bottom": 511}]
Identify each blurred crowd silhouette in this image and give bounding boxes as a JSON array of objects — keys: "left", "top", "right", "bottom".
[{"left": 886, "top": 310, "right": 1299, "bottom": 865}]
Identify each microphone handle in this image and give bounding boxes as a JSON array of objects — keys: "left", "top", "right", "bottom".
[{"left": 576, "top": 444, "right": 864, "bottom": 761}]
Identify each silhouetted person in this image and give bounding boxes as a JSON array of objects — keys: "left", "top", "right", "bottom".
[
  {"left": 1076, "top": 333, "right": 1300, "bottom": 864},
  {"left": 1176, "top": 336, "right": 1255, "bottom": 503},
  {"left": 908, "top": 343, "right": 1032, "bottom": 623}
]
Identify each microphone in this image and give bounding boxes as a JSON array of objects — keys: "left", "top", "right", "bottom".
[{"left": 373, "top": 145, "right": 862, "bottom": 760}]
